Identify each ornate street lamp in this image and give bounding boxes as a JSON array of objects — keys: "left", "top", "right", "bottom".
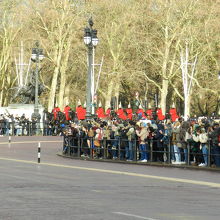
[
  {"left": 83, "top": 18, "right": 99, "bottom": 119},
  {"left": 31, "top": 41, "right": 44, "bottom": 132}
]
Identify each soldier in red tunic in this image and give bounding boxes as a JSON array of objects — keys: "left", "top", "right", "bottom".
[
  {"left": 63, "top": 105, "right": 71, "bottom": 121},
  {"left": 52, "top": 106, "right": 60, "bottom": 120},
  {"left": 76, "top": 100, "right": 85, "bottom": 120},
  {"left": 116, "top": 102, "right": 127, "bottom": 120},
  {"left": 96, "top": 102, "right": 106, "bottom": 119},
  {"left": 169, "top": 103, "right": 179, "bottom": 122},
  {"left": 126, "top": 103, "right": 133, "bottom": 120},
  {"left": 156, "top": 105, "right": 165, "bottom": 121}
]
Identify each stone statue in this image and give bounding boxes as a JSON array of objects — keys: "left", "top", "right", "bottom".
[{"left": 11, "top": 71, "right": 45, "bottom": 104}]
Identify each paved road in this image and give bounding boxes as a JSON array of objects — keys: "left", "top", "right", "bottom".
[{"left": 0, "top": 136, "right": 220, "bottom": 220}]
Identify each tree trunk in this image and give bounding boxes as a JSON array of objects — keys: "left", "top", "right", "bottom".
[
  {"left": 104, "top": 80, "right": 114, "bottom": 110},
  {"left": 48, "top": 47, "right": 62, "bottom": 112},
  {"left": 114, "top": 79, "right": 120, "bottom": 109},
  {"left": 0, "top": 73, "right": 6, "bottom": 107},
  {"left": 160, "top": 26, "right": 170, "bottom": 115},
  {"left": 48, "top": 66, "right": 59, "bottom": 112},
  {"left": 58, "top": 36, "right": 72, "bottom": 110},
  {"left": 63, "top": 84, "right": 70, "bottom": 107},
  {"left": 58, "top": 69, "right": 66, "bottom": 111},
  {"left": 184, "top": 95, "right": 191, "bottom": 120},
  {"left": 161, "top": 79, "right": 169, "bottom": 115}
]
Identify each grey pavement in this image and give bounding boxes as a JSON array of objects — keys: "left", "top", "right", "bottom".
[{"left": 0, "top": 136, "right": 220, "bottom": 220}]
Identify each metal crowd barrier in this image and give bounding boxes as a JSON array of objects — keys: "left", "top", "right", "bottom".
[
  {"left": 0, "top": 122, "right": 60, "bottom": 136},
  {"left": 63, "top": 136, "right": 220, "bottom": 168}
]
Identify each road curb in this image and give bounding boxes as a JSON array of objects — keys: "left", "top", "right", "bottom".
[{"left": 57, "top": 153, "right": 220, "bottom": 172}]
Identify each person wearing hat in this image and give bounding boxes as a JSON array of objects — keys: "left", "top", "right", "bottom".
[
  {"left": 136, "top": 122, "right": 149, "bottom": 162},
  {"left": 76, "top": 100, "right": 85, "bottom": 120},
  {"left": 169, "top": 103, "right": 179, "bottom": 122},
  {"left": 111, "top": 123, "right": 120, "bottom": 159},
  {"left": 171, "top": 121, "right": 182, "bottom": 165},
  {"left": 96, "top": 102, "right": 106, "bottom": 119},
  {"left": 126, "top": 103, "right": 133, "bottom": 120},
  {"left": 125, "top": 121, "right": 136, "bottom": 161},
  {"left": 156, "top": 105, "right": 165, "bottom": 121},
  {"left": 52, "top": 106, "right": 60, "bottom": 120},
  {"left": 63, "top": 105, "right": 71, "bottom": 121},
  {"left": 94, "top": 127, "right": 104, "bottom": 159},
  {"left": 116, "top": 102, "right": 127, "bottom": 120},
  {"left": 199, "top": 127, "right": 209, "bottom": 167}
]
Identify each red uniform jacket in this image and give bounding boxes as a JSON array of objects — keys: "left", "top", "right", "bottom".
[
  {"left": 63, "top": 106, "right": 71, "bottom": 120},
  {"left": 96, "top": 107, "right": 106, "bottom": 119},
  {"left": 52, "top": 107, "right": 60, "bottom": 120},
  {"left": 105, "top": 108, "right": 111, "bottom": 118},
  {"left": 76, "top": 106, "right": 85, "bottom": 120},
  {"left": 126, "top": 108, "right": 133, "bottom": 120},
  {"left": 169, "top": 108, "right": 179, "bottom": 122},
  {"left": 146, "top": 109, "right": 152, "bottom": 117},
  {"left": 157, "top": 108, "right": 165, "bottom": 121},
  {"left": 117, "top": 108, "right": 127, "bottom": 120}
]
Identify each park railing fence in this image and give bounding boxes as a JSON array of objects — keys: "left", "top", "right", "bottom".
[
  {"left": 0, "top": 122, "right": 62, "bottom": 136},
  {"left": 62, "top": 136, "right": 220, "bottom": 168}
]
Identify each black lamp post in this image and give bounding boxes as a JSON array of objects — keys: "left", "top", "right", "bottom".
[
  {"left": 31, "top": 41, "right": 44, "bottom": 133},
  {"left": 31, "top": 41, "right": 44, "bottom": 114},
  {"left": 83, "top": 18, "right": 99, "bottom": 119}
]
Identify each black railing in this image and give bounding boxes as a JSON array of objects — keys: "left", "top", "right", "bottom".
[
  {"left": 0, "top": 122, "right": 62, "bottom": 136},
  {"left": 62, "top": 136, "right": 220, "bottom": 168}
]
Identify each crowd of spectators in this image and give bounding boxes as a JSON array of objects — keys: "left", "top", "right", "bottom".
[
  {"left": 61, "top": 115, "right": 220, "bottom": 168},
  {"left": 0, "top": 113, "right": 39, "bottom": 136},
  {"left": 0, "top": 106, "right": 220, "bottom": 168}
]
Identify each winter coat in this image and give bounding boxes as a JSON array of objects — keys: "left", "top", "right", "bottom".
[
  {"left": 155, "top": 124, "right": 165, "bottom": 148},
  {"left": 179, "top": 123, "right": 189, "bottom": 149},
  {"left": 136, "top": 127, "right": 148, "bottom": 144},
  {"left": 126, "top": 127, "right": 135, "bottom": 141},
  {"left": 199, "top": 133, "right": 208, "bottom": 144},
  {"left": 209, "top": 127, "right": 220, "bottom": 145},
  {"left": 171, "top": 126, "right": 181, "bottom": 147}
]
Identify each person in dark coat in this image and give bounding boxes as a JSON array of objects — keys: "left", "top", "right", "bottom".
[
  {"left": 209, "top": 123, "right": 220, "bottom": 167},
  {"left": 154, "top": 122, "right": 165, "bottom": 162}
]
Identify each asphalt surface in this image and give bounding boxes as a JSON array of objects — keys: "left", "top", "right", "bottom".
[{"left": 0, "top": 136, "right": 220, "bottom": 220}]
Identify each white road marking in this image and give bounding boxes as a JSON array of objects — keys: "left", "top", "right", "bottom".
[
  {"left": 113, "top": 212, "right": 159, "bottom": 220},
  {"left": 0, "top": 157, "right": 220, "bottom": 188}
]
